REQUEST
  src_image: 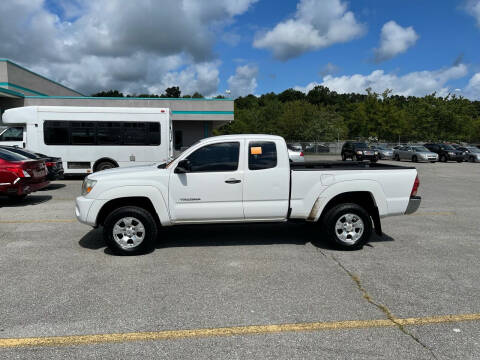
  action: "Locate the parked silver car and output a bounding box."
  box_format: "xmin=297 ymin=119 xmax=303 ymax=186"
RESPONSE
xmin=370 ymin=145 xmax=393 ymax=159
xmin=287 ymin=145 xmax=305 ymax=163
xmin=394 ymin=145 xmax=438 ymax=163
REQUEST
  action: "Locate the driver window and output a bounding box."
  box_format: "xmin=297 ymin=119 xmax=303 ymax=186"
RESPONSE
xmin=187 ymin=142 xmax=239 ymax=172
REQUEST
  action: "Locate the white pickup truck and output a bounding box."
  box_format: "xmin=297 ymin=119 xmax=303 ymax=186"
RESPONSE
xmin=75 ymin=135 xmax=421 ymax=255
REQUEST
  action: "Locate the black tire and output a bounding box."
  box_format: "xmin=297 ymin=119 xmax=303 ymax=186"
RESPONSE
xmin=412 ymin=155 xmax=418 ymax=163
xmin=356 ymin=155 xmax=362 ymax=161
xmin=341 ymin=153 xmax=346 ymax=161
xmin=322 ymin=203 xmax=372 ymax=250
xmin=95 ymin=161 xmax=116 ymax=172
xmin=440 ymin=154 xmax=447 ymax=162
xmin=469 ymin=156 xmax=475 ymax=163
xmin=395 ymin=154 xmax=400 ymax=161
xmin=456 ymin=159 xmax=463 ymax=163
xmin=371 ymin=157 xmax=378 ymax=163
xmin=7 ymin=194 xmax=27 ymax=200
xmin=103 ymin=206 xmax=158 ymax=255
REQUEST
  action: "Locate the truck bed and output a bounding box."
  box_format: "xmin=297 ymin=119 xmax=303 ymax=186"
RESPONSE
xmin=291 ymin=161 xmax=414 ymax=171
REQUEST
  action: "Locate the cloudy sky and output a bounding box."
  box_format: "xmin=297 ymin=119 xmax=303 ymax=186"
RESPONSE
xmin=1 ymin=0 xmax=479 ymax=99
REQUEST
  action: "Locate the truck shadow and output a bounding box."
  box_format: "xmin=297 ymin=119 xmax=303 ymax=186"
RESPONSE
xmin=0 ymin=195 xmax=52 ymax=208
xmin=78 ymin=223 xmax=395 ymax=255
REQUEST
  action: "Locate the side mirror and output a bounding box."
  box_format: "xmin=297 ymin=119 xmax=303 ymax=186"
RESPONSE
xmin=174 ymin=159 xmax=191 ymax=174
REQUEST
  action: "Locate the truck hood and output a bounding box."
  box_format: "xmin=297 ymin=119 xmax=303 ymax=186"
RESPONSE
xmin=88 ymin=163 xmax=163 ymax=180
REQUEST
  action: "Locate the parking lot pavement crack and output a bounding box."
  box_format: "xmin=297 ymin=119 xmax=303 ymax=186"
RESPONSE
xmin=317 ymin=249 xmax=438 ymax=360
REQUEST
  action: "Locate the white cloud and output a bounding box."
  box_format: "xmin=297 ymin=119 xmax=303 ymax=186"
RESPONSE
xmin=253 ymin=0 xmax=365 ymax=60
xmin=227 ymin=65 xmax=258 ymax=98
xmin=464 ymin=73 xmax=480 ymax=99
xmin=374 ymin=21 xmax=418 ymax=62
xmin=465 ymin=0 xmax=480 ymax=27
xmin=295 ymin=64 xmax=469 ymax=97
xmin=319 ymin=62 xmax=340 ymax=76
xmin=0 ymin=0 xmax=257 ymax=95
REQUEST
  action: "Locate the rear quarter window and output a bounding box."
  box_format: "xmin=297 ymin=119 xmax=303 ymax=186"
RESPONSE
xmin=249 ymin=141 xmax=277 ymax=170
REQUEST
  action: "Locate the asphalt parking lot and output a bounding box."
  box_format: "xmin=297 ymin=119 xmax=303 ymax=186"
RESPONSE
xmin=1 ymin=158 xmax=479 ymax=359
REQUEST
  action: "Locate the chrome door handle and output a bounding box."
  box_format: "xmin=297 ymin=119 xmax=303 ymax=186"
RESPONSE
xmin=225 ymin=178 xmax=241 ymax=184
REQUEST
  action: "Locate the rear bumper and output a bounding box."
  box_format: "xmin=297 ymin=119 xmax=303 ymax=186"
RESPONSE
xmin=1 ymin=179 xmax=49 ymax=196
xmin=405 ymin=196 xmax=421 ymax=214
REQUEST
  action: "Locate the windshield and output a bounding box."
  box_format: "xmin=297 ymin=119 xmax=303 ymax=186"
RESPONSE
xmin=353 ymin=143 xmax=368 ymax=149
xmin=0 ymin=127 xmax=23 ymax=141
xmin=0 ymin=148 xmax=29 ymax=161
xmin=413 ymin=146 xmax=429 ymax=152
xmin=439 ymin=144 xmax=455 ymax=150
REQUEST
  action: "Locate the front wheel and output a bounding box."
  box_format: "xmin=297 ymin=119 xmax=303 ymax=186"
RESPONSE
xmin=412 ymin=155 xmax=418 ymax=163
xmin=440 ymin=155 xmax=447 ymax=162
xmin=103 ymin=206 xmax=158 ymax=255
xmin=322 ymin=203 xmax=372 ymax=250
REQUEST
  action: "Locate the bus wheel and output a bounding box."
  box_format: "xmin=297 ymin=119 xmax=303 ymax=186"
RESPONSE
xmin=95 ymin=161 xmax=116 ymax=172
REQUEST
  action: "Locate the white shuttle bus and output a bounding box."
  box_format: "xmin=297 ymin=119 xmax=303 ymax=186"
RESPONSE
xmin=0 ymin=106 xmax=173 ymax=174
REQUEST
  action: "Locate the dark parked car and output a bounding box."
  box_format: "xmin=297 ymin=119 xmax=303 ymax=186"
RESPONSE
xmin=424 ymin=143 xmax=464 ymax=162
xmin=341 ymin=141 xmax=378 ymax=162
xmin=0 ymin=146 xmax=63 ymax=180
xmin=0 ymin=148 xmax=49 ymax=199
xmin=457 ymin=146 xmax=480 ymax=162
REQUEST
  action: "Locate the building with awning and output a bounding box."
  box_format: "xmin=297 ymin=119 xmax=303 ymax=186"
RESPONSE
xmin=0 ymin=59 xmax=233 ymax=151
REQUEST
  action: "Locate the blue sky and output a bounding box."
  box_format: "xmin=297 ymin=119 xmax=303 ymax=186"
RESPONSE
xmin=1 ymin=0 xmax=480 ymax=98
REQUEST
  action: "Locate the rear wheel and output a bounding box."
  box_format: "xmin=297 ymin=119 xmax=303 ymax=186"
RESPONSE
xmin=469 ymin=156 xmax=476 ymax=163
xmin=95 ymin=161 xmax=116 ymax=172
xmin=103 ymin=206 xmax=158 ymax=255
xmin=412 ymin=155 xmax=418 ymax=162
xmin=440 ymin=154 xmax=447 ymax=162
xmin=322 ymin=203 xmax=372 ymax=250
xmin=395 ymin=154 xmax=400 ymax=161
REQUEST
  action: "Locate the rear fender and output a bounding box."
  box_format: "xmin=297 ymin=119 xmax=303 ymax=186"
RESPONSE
xmin=309 ymin=180 xmax=387 ymax=223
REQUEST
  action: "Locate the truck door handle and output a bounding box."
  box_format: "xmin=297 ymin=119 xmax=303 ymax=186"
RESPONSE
xmin=225 ymin=178 xmax=241 ymax=184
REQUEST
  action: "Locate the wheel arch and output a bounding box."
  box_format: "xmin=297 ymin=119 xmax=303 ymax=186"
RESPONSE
xmin=93 ymin=157 xmax=119 ymax=172
xmin=96 ymin=197 xmax=160 ymax=228
xmin=319 ymin=191 xmax=382 ymax=236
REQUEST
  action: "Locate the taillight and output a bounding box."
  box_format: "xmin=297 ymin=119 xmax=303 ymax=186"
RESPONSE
xmin=45 ymin=162 xmax=55 ymax=167
xmin=411 ymin=175 xmax=420 ymax=197
xmin=300 ymin=151 xmax=304 ymax=157
xmin=5 ymin=167 xmax=31 ymax=178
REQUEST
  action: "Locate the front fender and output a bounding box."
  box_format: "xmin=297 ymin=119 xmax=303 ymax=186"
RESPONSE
xmin=96 ymin=185 xmax=171 ymax=226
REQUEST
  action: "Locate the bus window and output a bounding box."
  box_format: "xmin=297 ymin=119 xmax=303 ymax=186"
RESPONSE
xmin=97 ymin=122 xmax=122 ymax=145
xmin=0 ymin=127 xmax=23 ymax=141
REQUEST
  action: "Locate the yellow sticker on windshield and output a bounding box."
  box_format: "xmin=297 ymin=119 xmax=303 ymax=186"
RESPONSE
xmin=251 ymin=146 xmax=262 ymax=155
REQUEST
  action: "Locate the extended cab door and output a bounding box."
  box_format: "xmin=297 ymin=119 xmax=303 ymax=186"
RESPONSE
xmin=243 ymin=139 xmax=290 ymax=220
xmin=169 ymin=140 xmax=244 ymax=222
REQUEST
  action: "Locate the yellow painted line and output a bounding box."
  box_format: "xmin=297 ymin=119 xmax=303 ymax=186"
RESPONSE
xmin=409 ymin=211 xmax=455 ymax=216
xmin=0 ymin=219 xmax=76 ymax=224
xmin=1 ymin=313 xmax=479 ymax=349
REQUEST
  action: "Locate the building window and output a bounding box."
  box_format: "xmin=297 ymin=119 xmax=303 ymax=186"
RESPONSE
xmin=174 ymin=130 xmax=183 ymax=150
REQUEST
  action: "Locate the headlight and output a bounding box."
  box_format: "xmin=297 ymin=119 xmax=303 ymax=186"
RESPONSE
xmin=81 ymin=178 xmax=97 ymax=195
xmin=374 ymin=151 xmax=378 ymax=155
xmin=356 ymin=151 xmax=363 ymax=155
xmin=448 ymin=152 xmax=455 ymax=155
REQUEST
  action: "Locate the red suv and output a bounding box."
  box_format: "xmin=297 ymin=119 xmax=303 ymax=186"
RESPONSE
xmin=0 ymin=148 xmax=49 ymax=199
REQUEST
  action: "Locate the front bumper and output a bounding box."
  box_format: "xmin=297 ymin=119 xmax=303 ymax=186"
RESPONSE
xmin=75 ymin=196 xmax=97 ymax=226
xmin=405 ymin=196 xmax=421 ymax=214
